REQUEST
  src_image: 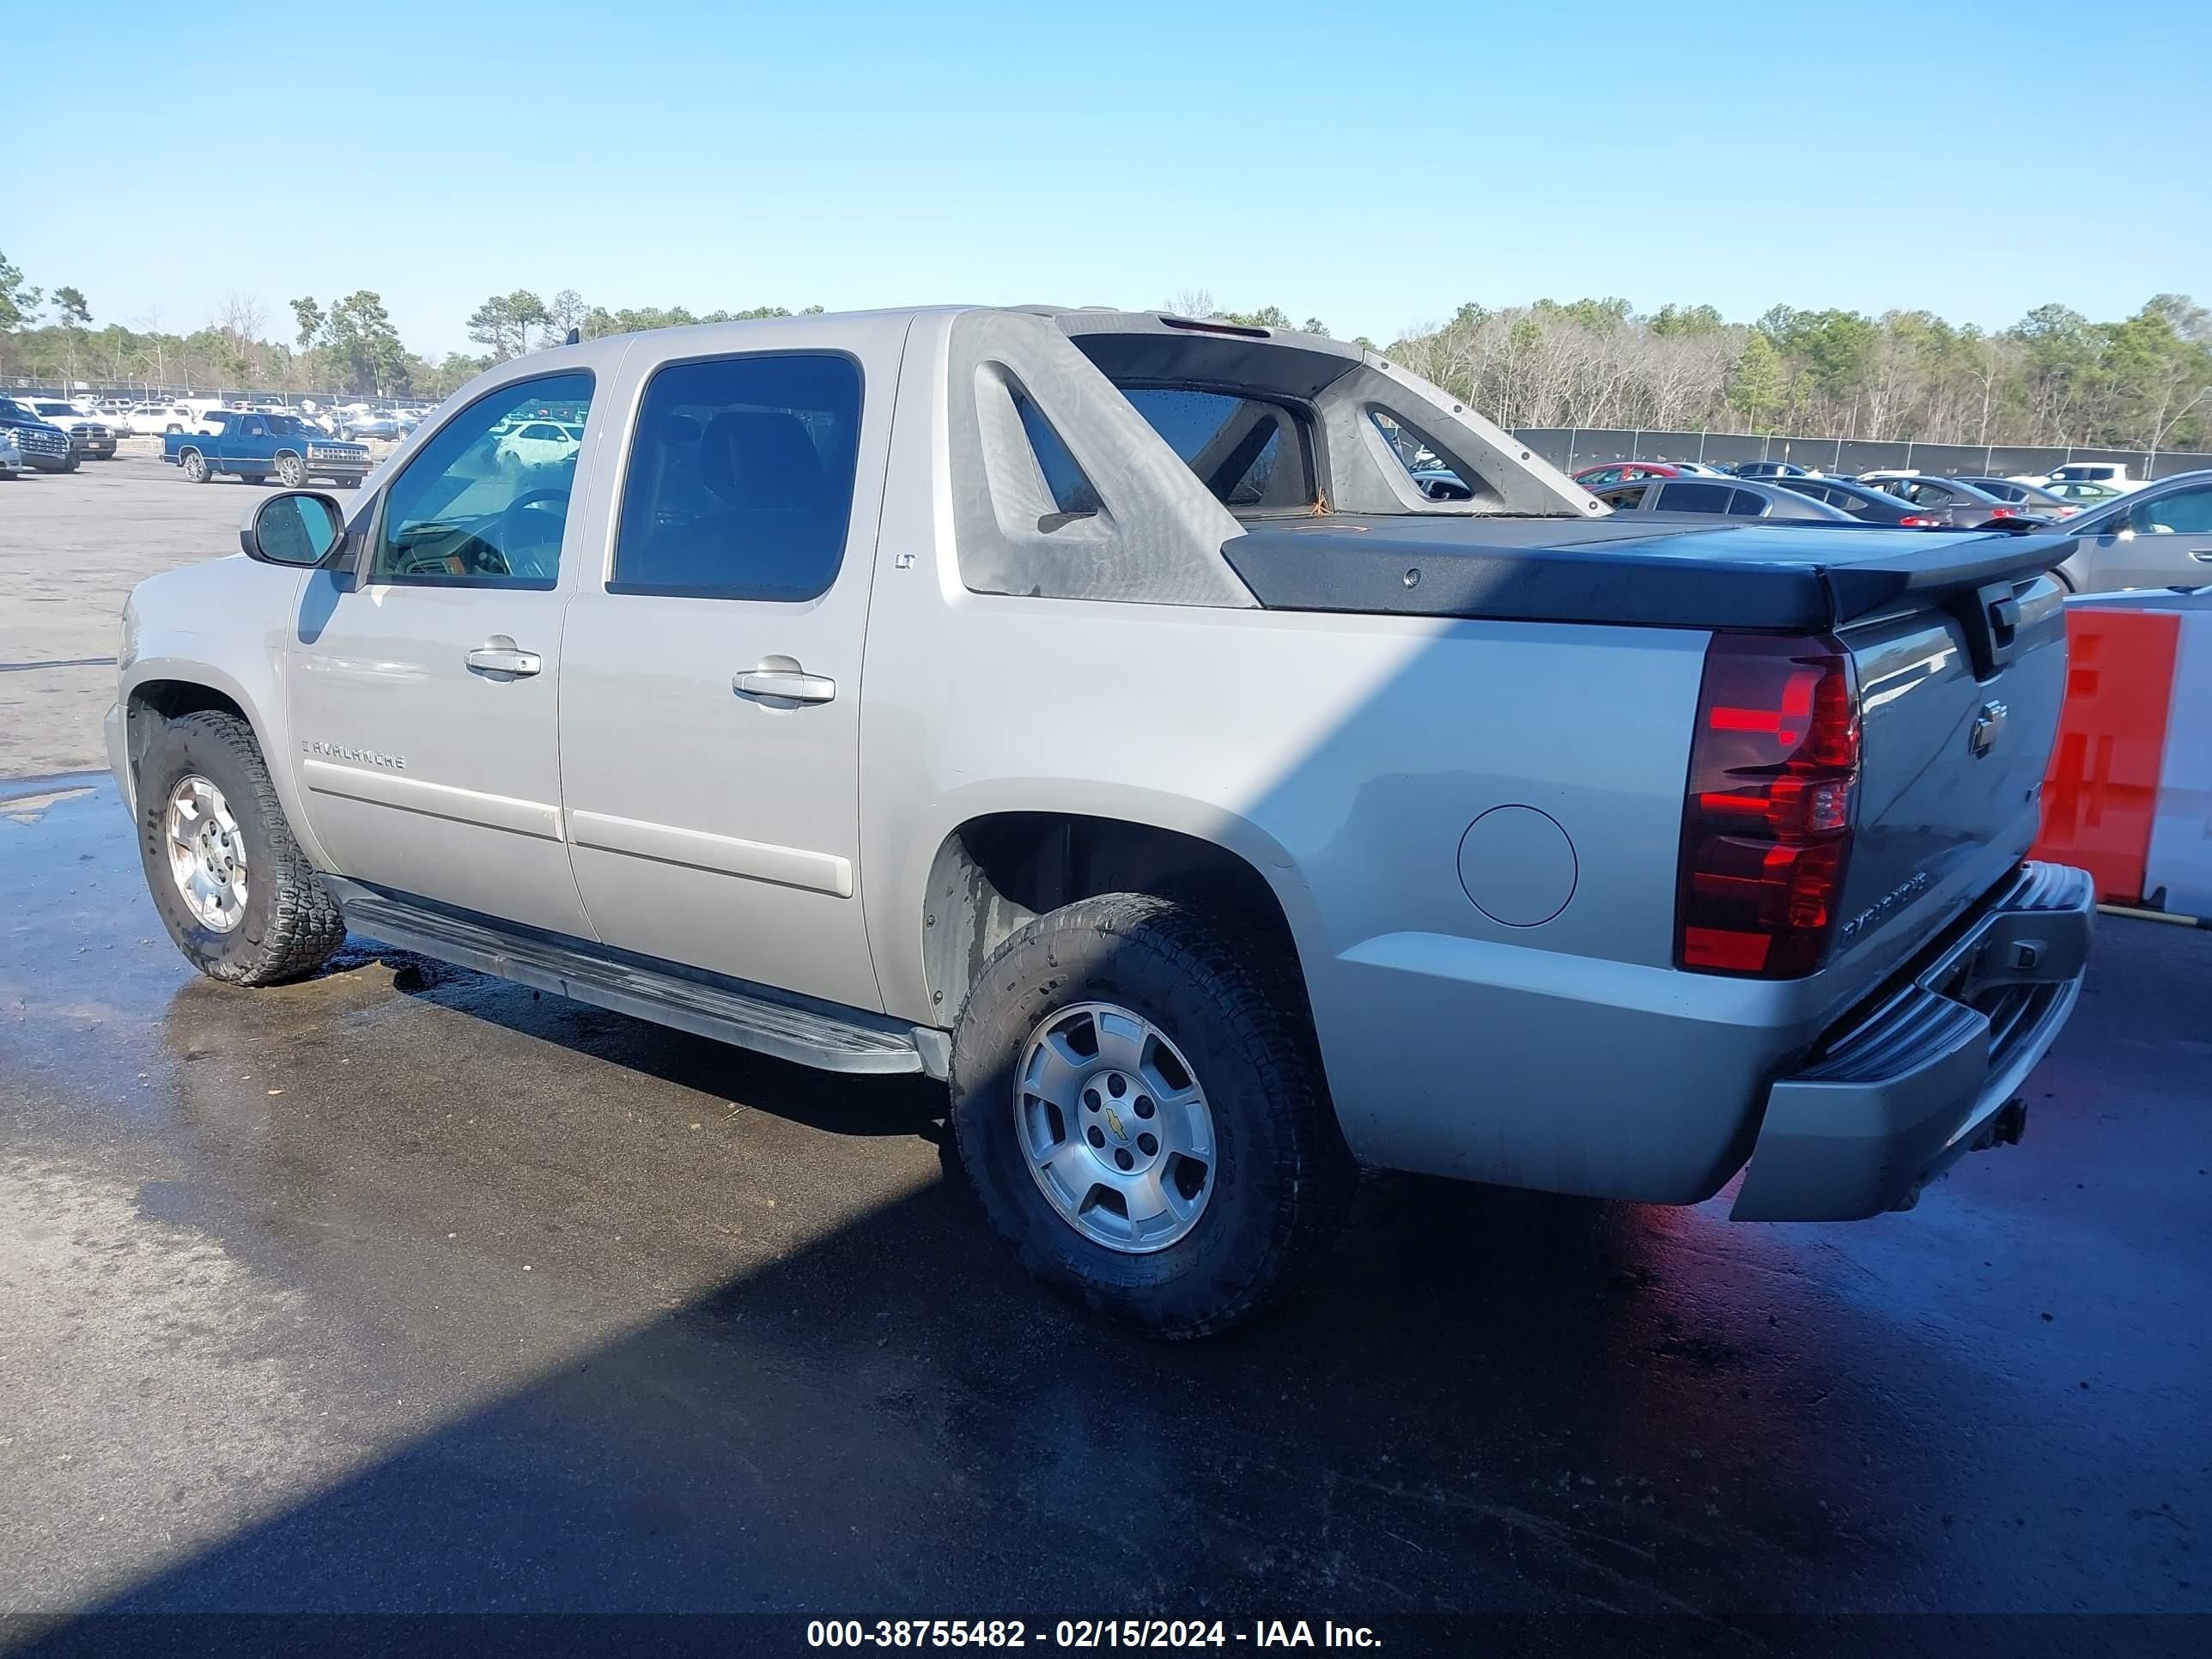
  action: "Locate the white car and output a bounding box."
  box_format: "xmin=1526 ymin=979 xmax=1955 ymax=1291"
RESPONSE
xmin=2010 ymin=462 xmax=2144 ymax=494
xmin=129 ymin=403 xmax=198 ymax=434
xmin=493 ymin=419 xmax=583 ymax=470
xmin=0 ymin=428 xmax=21 ymax=477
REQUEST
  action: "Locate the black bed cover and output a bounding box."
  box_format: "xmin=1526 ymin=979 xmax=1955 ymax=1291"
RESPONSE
xmin=1222 ymin=514 xmax=2076 ymax=632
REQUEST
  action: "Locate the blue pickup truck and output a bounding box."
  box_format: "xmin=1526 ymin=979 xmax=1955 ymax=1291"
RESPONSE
xmin=163 ymin=411 xmax=371 ymax=488
xmin=0 ymin=396 xmax=76 ymax=472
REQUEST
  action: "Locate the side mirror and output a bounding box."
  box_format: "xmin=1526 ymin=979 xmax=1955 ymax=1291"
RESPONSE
xmin=240 ymin=490 xmax=345 ymax=567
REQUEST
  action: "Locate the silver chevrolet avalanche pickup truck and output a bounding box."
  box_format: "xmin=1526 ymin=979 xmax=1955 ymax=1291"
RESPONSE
xmin=111 ymin=307 xmax=2093 ymax=1335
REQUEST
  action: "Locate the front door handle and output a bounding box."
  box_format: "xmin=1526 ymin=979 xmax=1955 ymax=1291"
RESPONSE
xmin=733 ymin=661 xmax=836 ymax=704
xmin=465 ymin=638 xmax=543 ymax=678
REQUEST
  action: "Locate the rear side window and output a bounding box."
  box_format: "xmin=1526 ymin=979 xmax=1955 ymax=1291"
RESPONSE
xmin=1656 ymin=481 xmax=1734 ymax=514
xmin=1725 ymin=489 xmax=1768 ymax=517
xmin=1121 ymin=387 xmax=1315 ymax=512
xmin=611 ymin=353 xmax=862 ymax=601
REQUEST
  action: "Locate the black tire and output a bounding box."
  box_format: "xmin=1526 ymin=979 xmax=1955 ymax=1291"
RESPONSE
xmin=949 ymin=893 xmax=1355 ymax=1338
xmin=179 ymin=448 xmax=210 ymax=483
xmin=60 ymin=453 xmax=79 ymax=473
xmin=274 ymin=452 xmax=307 ymax=489
xmin=136 ymin=710 xmax=346 ymax=987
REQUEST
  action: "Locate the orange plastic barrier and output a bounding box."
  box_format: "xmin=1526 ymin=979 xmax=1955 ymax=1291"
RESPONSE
xmin=2034 ymin=610 xmax=2181 ymax=903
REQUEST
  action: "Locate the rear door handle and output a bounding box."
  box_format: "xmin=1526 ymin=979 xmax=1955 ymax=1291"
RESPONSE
xmin=465 ymin=639 xmax=543 ymax=678
xmin=733 ymin=663 xmax=836 ymax=703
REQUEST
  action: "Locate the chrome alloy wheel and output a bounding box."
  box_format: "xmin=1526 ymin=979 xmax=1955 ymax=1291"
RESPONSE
xmin=164 ymin=775 xmax=249 ymax=933
xmin=1013 ymin=1002 xmax=1217 ymax=1253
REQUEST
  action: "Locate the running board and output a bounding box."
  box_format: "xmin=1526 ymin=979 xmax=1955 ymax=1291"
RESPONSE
xmin=331 ymin=884 xmax=944 ymax=1079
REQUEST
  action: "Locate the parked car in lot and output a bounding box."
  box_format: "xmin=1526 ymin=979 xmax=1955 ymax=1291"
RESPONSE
xmin=0 ymin=428 xmax=21 ymax=477
xmin=338 ymin=411 xmax=404 ymax=441
xmin=492 ymin=419 xmax=583 ymax=471
xmin=162 ymin=410 xmax=371 ymax=487
xmin=108 ymin=307 xmax=2092 ymax=1335
xmin=2041 ymin=478 xmax=2127 ymax=507
xmin=1771 ymin=475 xmax=1950 ymax=526
xmin=1875 ymin=475 xmax=2052 ymax=531
xmin=1589 ymin=474 xmax=1860 ymax=521
xmin=0 ymin=396 xmax=76 ymax=471
xmin=2037 ymin=461 xmax=2142 ymax=494
xmin=1955 ymin=477 xmax=2081 ymax=518
xmin=2045 ymin=469 xmax=2212 ymax=592
xmin=127 ymin=401 xmax=198 ymax=434
xmin=1571 ymin=460 xmax=1723 ymax=489
xmin=20 ymin=398 xmax=118 ymax=459
xmin=1724 ymin=459 xmax=1817 ymax=478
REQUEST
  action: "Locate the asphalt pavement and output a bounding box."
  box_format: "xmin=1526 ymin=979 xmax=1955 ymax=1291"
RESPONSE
xmin=0 ymin=776 xmax=2205 ymax=1650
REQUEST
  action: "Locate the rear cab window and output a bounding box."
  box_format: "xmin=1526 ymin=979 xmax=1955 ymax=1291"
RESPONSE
xmin=1114 ymin=386 xmax=1316 ymax=514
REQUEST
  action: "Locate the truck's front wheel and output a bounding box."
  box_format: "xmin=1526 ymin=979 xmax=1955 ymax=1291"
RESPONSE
xmin=275 ymin=453 xmax=307 ymax=489
xmin=949 ymin=894 xmax=1354 ymax=1338
xmin=135 ymin=710 xmax=346 ymax=986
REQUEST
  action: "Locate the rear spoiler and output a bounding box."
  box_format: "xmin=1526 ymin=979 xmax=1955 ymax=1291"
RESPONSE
xmin=1220 ymin=523 xmax=2078 ymax=635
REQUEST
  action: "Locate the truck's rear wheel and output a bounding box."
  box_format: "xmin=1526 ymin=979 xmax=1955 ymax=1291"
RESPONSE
xmin=949 ymin=893 xmax=1354 ymax=1338
xmin=179 ymin=449 xmax=210 ymax=483
xmin=136 ymin=710 xmax=346 ymax=986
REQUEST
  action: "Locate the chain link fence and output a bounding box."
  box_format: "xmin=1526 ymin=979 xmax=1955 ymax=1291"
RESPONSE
xmin=1513 ymin=428 xmax=2212 ymax=482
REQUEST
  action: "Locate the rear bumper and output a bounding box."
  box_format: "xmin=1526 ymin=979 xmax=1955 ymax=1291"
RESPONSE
xmin=1730 ymin=861 xmax=2094 ymax=1221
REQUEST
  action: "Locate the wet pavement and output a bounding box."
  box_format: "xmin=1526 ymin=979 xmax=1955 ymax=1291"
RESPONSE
xmin=0 ymin=776 xmax=2205 ymax=1642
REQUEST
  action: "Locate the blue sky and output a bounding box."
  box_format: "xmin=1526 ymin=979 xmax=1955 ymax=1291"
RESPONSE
xmin=11 ymin=0 xmax=2209 ymax=355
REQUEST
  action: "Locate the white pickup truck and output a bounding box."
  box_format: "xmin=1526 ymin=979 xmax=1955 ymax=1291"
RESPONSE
xmin=110 ymin=307 xmax=2093 ymax=1335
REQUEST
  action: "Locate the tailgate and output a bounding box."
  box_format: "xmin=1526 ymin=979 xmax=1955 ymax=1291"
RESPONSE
xmin=1822 ymin=568 xmax=2071 ymax=994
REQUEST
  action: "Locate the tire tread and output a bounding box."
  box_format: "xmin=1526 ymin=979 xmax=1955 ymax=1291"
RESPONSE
xmin=951 ymin=892 xmax=1355 ymax=1338
xmin=149 ymin=710 xmax=346 ymax=986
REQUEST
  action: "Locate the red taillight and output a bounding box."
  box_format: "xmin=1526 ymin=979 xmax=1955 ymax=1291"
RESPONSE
xmin=1899 ymin=514 xmax=1937 ymax=526
xmin=1676 ymin=634 xmax=1861 ymax=979
xmin=1988 ymin=505 xmax=2015 ymax=519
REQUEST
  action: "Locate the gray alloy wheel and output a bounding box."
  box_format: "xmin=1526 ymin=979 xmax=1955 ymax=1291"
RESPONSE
xmin=1013 ymin=1000 xmax=1218 ymax=1253
xmin=276 ymin=453 xmax=307 ymax=489
xmin=180 ymin=449 xmax=210 ymax=483
xmin=162 ymin=774 xmax=250 ymax=933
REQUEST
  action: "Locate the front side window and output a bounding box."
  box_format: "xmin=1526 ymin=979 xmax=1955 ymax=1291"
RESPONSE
xmin=2130 ymin=486 xmax=2212 ymax=535
xmin=611 ymin=352 xmax=861 ymax=601
xmin=368 ymin=372 xmax=593 ymax=588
